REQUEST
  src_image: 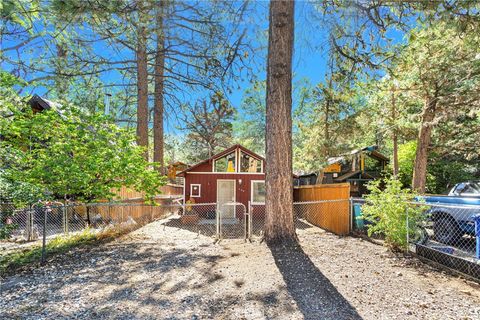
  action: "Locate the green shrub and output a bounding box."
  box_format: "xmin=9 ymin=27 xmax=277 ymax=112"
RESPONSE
xmin=361 ymin=177 xmax=425 ymax=250
xmin=0 ymin=207 xmax=16 ymax=239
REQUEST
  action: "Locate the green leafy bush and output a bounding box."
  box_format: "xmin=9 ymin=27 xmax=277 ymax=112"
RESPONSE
xmin=0 ymin=207 xmax=17 ymax=239
xmin=1 ymin=84 xmax=166 ymax=206
xmin=361 ymin=177 xmax=425 ymax=250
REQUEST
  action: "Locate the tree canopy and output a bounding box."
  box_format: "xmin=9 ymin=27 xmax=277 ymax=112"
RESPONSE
xmin=0 ymin=72 xmax=165 ymax=206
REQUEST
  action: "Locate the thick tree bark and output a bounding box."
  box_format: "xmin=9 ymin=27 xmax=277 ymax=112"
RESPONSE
xmin=315 ymin=96 xmax=330 ymax=185
xmin=412 ymin=96 xmax=436 ymax=193
xmin=323 ymin=96 xmax=330 ymax=160
xmin=136 ymin=2 xmax=149 ymax=159
xmin=264 ymin=0 xmax=296 ymax=244
xmin=153 ymin=1 xmax=165 ymax=173
xmin=391 ymin=87 xmax=399 ymax=177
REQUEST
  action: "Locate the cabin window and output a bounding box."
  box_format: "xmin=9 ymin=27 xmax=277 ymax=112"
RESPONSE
xmin=251 ymin=181 xmax=266 ymax=203
xmin=214 ymin=152 xmax=236 ymax=172
xmin=190 ymin=184 xmax=201 ymax=197
xmin=240 ymin=151 xmax=262 ymax=173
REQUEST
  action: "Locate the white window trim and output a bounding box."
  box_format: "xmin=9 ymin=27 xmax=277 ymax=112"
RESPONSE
xmin=190 ymin=184 xmax=201 ymax=198
xmin=212 ymin=151 xmax=237 ymax=173
xmin=217 ymin=179 xmax=237 ymax=218
xmin=251 ymin=180 xmax=266 ymax=204
xmin=239 ymin=150 xmax=263 ymax=174
xmin=211 ymin=147 xmax=264 ymax=173
xmin=235 ymin=148 xmax=240 ymax=173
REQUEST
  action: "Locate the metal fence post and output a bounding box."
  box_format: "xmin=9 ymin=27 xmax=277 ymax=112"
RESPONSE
xmin=248 ymin=201 xmax=253 ymax=241
xmin=246 ymin=201 xmax=250 ymax=241
xmin=41 ymin=206 xmax=48 ymax=264
xmin=349 ymin=197 xmax=353 ymax=233
xmin=216 ymin=203 xmax=221 ymax=240
xmin=406 ymin=209 xmax=410 ymax=251
xmin=474 ymin=214 xmax=480 ymax=259
xmin=26 ymin=206 xmax=33 ymax=241
xmin=63 ymin=204 xmax=68 ymax=235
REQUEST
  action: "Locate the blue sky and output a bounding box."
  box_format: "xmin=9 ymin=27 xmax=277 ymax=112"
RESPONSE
xmin=2 ymin=1 xmax=408 ymax=136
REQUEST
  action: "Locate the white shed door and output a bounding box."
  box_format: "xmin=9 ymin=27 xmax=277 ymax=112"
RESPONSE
xmin=217 ymin=180 xmax=235 ymax=218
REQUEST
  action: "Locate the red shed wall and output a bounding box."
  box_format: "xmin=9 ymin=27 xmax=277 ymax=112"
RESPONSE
xmin=185 ymin=173 xmax=265 ymax=208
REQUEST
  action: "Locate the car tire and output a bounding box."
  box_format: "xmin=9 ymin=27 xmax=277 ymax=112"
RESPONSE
xmin=433 ymin=215 xmax=462 ymax=245
xmin=411 ymin=225 xmax=429 ymax=245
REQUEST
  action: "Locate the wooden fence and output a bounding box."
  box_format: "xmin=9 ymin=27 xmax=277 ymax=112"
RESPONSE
xmin=93 ymin=202 xmax=176 ymax=224
xmin=111 ymin=184 xmax=183 ymax=202
xmin=85 ymin=184 xmax=183 ymax=223
xmin=294 ymin=183 xmax=351 ymax=235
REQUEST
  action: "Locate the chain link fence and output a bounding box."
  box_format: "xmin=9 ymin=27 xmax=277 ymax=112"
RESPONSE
xmin=1 ymin=199 xmax=351 ymax=250
xmin=411 ymin=202 xmax=479 ymax=280
xmin=2 ymin=198 xmax=479 ymax=280
xmin=352 ymin=198 xmax=480 ymax=280
xmin=1 ymin=203 xmax=174 ymax=243
xmin=0 ymin=202 xmax=179 ymax=264
xmin=247 ymin=199 xmax=351 ymax=241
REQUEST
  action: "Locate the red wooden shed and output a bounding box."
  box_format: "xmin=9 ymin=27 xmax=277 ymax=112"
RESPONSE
xmin=177 ymin=144 xmax=265 ymax=217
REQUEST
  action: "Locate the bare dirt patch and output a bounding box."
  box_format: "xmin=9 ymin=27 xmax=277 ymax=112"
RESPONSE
xmin=1 ymin=219 xmax=479 ymax=320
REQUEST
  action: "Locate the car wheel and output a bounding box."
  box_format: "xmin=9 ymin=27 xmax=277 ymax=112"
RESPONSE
xmin=433 ymin=216 xmax=462 ymax=245
xmin=411 ymin=225 xmax=429 ymax=245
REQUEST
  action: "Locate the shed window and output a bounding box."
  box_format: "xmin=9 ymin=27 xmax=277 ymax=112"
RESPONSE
xmin=190 ymin=184 xmax=201 ymax=197
xmin=240 ymin=151 xmax=262 ymax=173
xmin=251 ymin=181 xmax=266 ymax=203
xmin=214 ymin=152 xmax=236 ymax=172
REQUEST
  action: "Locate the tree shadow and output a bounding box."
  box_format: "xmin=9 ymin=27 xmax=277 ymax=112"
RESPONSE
xmin=295 ymin=218 xmax=315 ymax=230
xmin=269 ymin=242 xmax=362 ymax=320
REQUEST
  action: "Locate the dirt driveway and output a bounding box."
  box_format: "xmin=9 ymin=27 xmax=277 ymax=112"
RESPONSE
xmin=1 ymin=219 xmax=479 ymax=320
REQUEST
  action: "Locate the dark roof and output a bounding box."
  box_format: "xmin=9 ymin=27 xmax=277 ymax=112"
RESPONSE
xmin=334 ymin=170 xmax=375 ymax=182
xmin=169 ymin=161 xmax=189 ymax=167
xmin=296 ymin=173 xmax=317 ymax=178
xmin=177 ymin=144 xmax=265 ymax=176
xmin=28 ymin=94 xmax=59 ymax=111
xmin=369 ymin=150 xmax=389 ymax=162
xmin=327 ymin=145 xmax=389 ymax=165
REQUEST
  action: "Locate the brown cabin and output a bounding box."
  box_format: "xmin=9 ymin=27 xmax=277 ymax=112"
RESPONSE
xmin=177 ymin=144 xmax=265 ymax=218
xmin=296 ymin=145 xmax=389 ymax=197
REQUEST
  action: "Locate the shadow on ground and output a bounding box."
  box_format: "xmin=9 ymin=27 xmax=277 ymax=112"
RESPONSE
xmin=269 ymin=242 xmax=362 ymax=320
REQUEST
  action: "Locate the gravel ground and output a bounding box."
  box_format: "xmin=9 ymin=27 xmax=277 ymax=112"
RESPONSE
xmin=1 ymin=218 xmax=479 ymax=320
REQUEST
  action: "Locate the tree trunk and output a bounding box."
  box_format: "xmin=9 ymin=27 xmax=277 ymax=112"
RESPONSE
xmin=136 ymin=2 xmax=149 ymax=159
xmin=264 ymin=0 xmax=296 ymax=244
xmin=86 ymin=206 xmax=91 ymax=226
xmin=55 ymin=43 xmax=68 ymax=97
xmin=153 ymin=1 xmax=165 ymax=173
xmin=323 ymin=96 xmax=330 ymax=160
xmin=412 ymin=96 xmax=436 ymax=193
xmin=393 ymin=131 xmax=398 ymax=176
xmin=391 ymin=88 xmax=399 ymax=177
